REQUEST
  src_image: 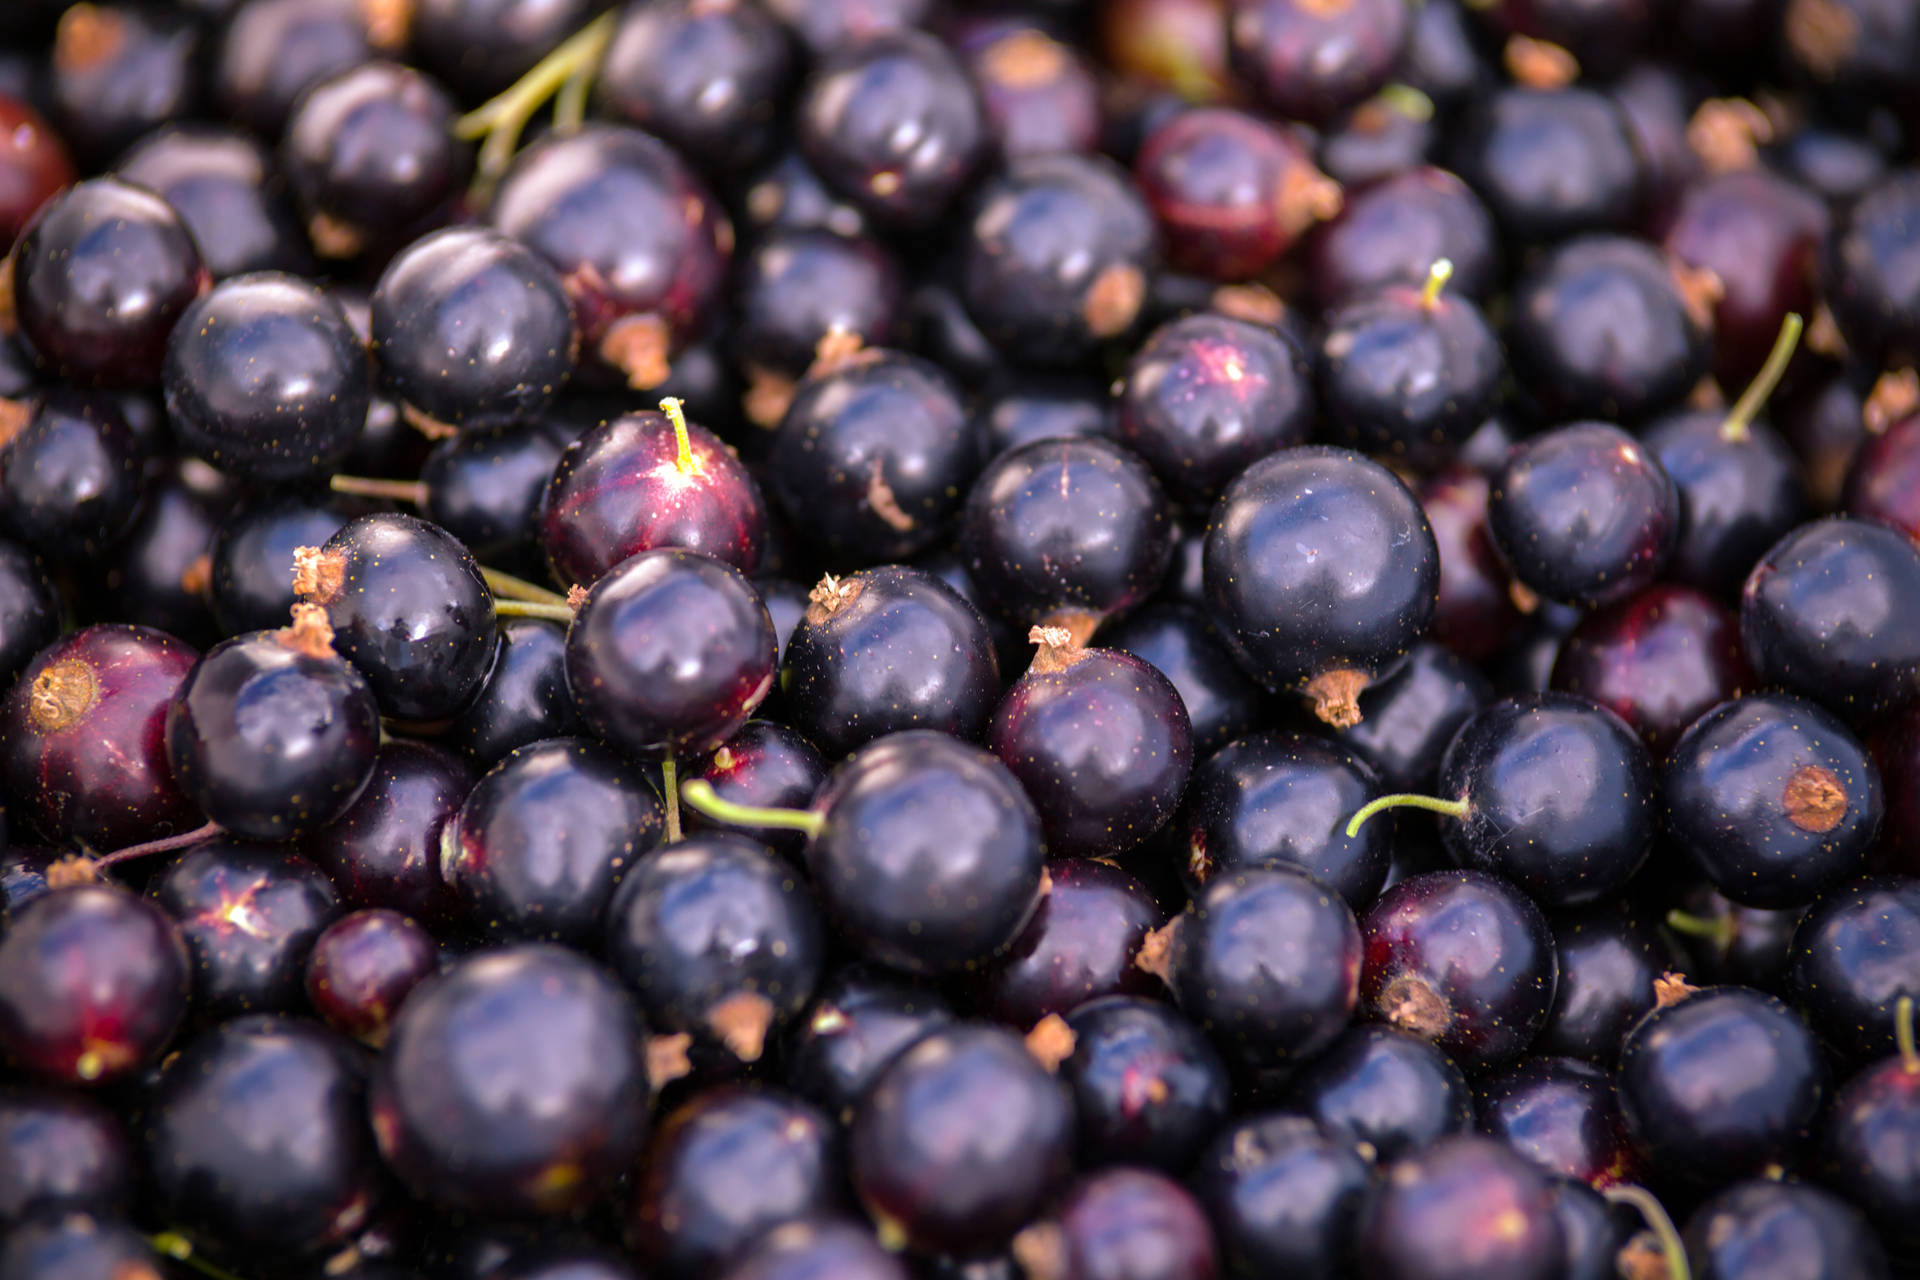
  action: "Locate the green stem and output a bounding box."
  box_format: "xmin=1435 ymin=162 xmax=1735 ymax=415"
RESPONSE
xmin=494 ymin=599 xmax=576 ymax=623
xmin=454 ymin=11 xmax=616 ymax=199
xmin=1345 ymin=793 xmax=1468 ymax=838
xmin=94 ymin=821 xmax=221 ymax=869
xmin=1378 ymin=82 xmax=1435 ymax=122
xmin=1664 ymin=909 xmax=1734 ymax=952
xmin=661 ymin=756 xmax=681 ymax=843
xmin=680 ymin=779 xmax=825 ymax=839
xmin=330 ymin=474 xmax=428 ymax=504
xmin=149 ymin=1233 xmax=250 ymax=1280
xmin=481 ymin=565 xmax=568 ymax=607
xmin=1896 ymin=994 xmax=1917 ymax=1072
xmin=660 ymin=396 xmax=694 ymax=474
xmin=1721 ymin=312 xmax=1803 ymax=442
xmin=1420 ymin=258 xmax=1454 ymax=310
xmin=1604 ymin=1185 xmax=1691 ymax=1280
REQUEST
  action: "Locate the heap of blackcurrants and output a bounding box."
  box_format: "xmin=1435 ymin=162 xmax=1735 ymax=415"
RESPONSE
xmin=4 ymin=0 xmax=1920 ymax=1276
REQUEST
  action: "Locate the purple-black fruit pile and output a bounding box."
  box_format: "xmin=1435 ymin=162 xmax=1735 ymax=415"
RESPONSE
xmin=2 ymin=0 xmax=1920 ymax=1277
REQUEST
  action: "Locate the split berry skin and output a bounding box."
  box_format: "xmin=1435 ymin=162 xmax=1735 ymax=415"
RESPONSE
xmin=566 ymin=548 xmax=778 ymax=761
xmin=1684 ymin=1179 xmax=1891 ymax=1280
xmin=1189 ymin=1111 xmax=1371 ymax=1279
xmin=1359 ymin=870 xmax=1559 ymax=1073
xmin=1663 ymin=693 xmax=1884 ymax=910
xmin=165 ymin=609 xmax=381 ymax=843
xmin=303 ymin=908 xmax=439 ymax=1047
xmin=1487 ymin=422 xmax=1680 ymax=609
xmin=305 ymin=739 xmax=471 ymax=924
xmin=1203 ymin=445 xmax=1439 ymax=728
xmin=162 ymin=273 xmax=371 ymax=484
xmin=0 ymin=884 xmax=190 ymax=1087
xmin=849 ymin=1022 xmax=1075 ymax=1256
xmin=1740 ymin=517 xmax=1920 ymax=724
xmin=0 ymin=623 xmax=201 ymax=852
xmin=0 ymin=1086 xmax=134 ymax=1223
xmin=604 ymin=833 xmax=825 ymax=1066
xmin=0 ymin=391 xmax=148 ymax=561
xmin=369 ymin=226 xmax=578 ymax=432
xmin=979 ymin=857 xmax=1162 ymax=1029
xmin=1617 ymin=983 xmax=1826 ymax=1191
xmin=1784 ymin=877 xmax=1920 ymax=1063
xmin=1148 ymin=864 xmax=1362 ymax=1066
xmin=370 ymin=945 xmax=650 ymax=1217
xmin=1354 ymin=1135 xmax=1565 ymax=1280
xmin=144 ymin=1015 xmax=387 ymax=1258
xmin=682 ymin=720 xmax=829 ymax=861
xmin=297 ymin=512 xmax=499 ymax=724
xmin=1057 ymin=994 xmax=1230 ymax=1172
xmin=442 ymin=737 xmax=665 ymax=947
xmin=1285 ymin=1024 xmax=1475 ymax=1163
xmin=9 ymin=176 xmax=208 ymax=388
xmin=1475 ymin=1055 xmax=1641 ymax=1188
xmin=782 ymin=966 xmax=957 ymax=1120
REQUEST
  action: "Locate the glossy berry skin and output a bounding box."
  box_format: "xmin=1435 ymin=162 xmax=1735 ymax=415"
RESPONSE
xmin=166 ymin=623 xmax=381 ymax=842
xmin=86 ymin=463 xmax=223 ymax=650
xmin=1825 ymin=171 xmax=1920 ymax=366
xmin=1437 ymin=694 xmax=1656 ymax=907
xmin=684 ymin=721 xmax=828 ymax=861
xmin=1 ymin=624 xmax=199 ymax=851
xmin=1643 ymin=409 xmax=1808 ymax=600
xmin=1286 ymin=1024 xmax=1474 ymax=1163
xmin=1354 ymin=1136 xmax=1565 ymax=1280
xmin=147 ymin=1015 xmax=385 ymax=1256
xmin=1058 ymin=995 xmax=1229 ymax=1171
xmin=207 ymin=489 xmax=357 ymax=637
xmin=442 ymin=619 xmax=582 ymax=770
xmin=783 ymin=966 xmax=956 ymax=1119
xmin=417 ymin=417 xmax=572 ymax=567
xmin=1819 ymin=1050 xmax=1920 ymax=1256
xmin=1331 ymin=642 xmax=1492 ymax=795
xmin=0 ymin=885 xmax=190 ymax=1086
xmin=1156 ymin=865 xmax=1361 ymax=1063
xmin=810 ymin=731 xmax=1046 ymax=974
xmin=606 ymin=834 xmax=823 ymax=1064
xmin=1317 ymin=282 xmax=1501 ymax=464
xmin=722 ymin=1218 xmax=908 ymax=1280
xmin=962 ymin=154 xmax=1158 ymax=366
xmin=1784 ymin=876 xmax=1920 ymax=1062
xmin=304 ymin=513 xmax=497 ymax=723
xmin=369 ymin=227 xmax=576 ymax=431
xmin=1665 ymin=693 xmax=1883 ymax=909
xmin=212 ymin=0 xmax=389 ymax=140
xmin=731 ymin=229 xmax=902 ymax=393
xmin=304 ymin=909 xmax=437 ymax=1047
xmin=1741 ymin=518 xmax=1920 ymax=723
xmin=569 ymin=549 xmax=776 ymax=759
xmin=0 ymin=1086 xmax=133 ymax=1224
xmin=152 ymin=838 xmax=340 ymax=1017
xmin=1310 ymin=166 xmax=1499 ymax=308
xmin=10 ymin=176 xmax=207 ymax=387
xmin=1180 ymin=732 xmax=1388 ymax=910
xmin=1416 ymin=464 xmax=1521 ymax=663
xmin=1190 ymin=1111 xmax=1370 ymax=1280
xmin=1360 ymin=870 xmax=1558 ymax=1072
xmin=1105 ymin=604 xmax=1268 ymax=755
xmin=409 ymin=0 xmax=597 ymax=98
xmin=443 ymin=737 xmax=664 ymax=946
xmin=1619 ymin=985 xmax=1825 ymax=1189
xmin=542 ymin=409 xmax=767 ymax=587
xmin=799 ymin=32 xmax=982 ymax=227
xmin=490 ymin=125 xmax=729 ymax=390
xmin=1204 ymin=446 xmax=1438 ymax=720
xmin=849 ymin=1022 xmax=1075 ymax=1255
xmin=1115 ymin=313 xmax=1314 ymax=505
xmin=0 ymin=539 xmax=58 ymax=690
xmin=371 ymin=945 xmax=649 ymax=1216
xmin=1845 ymin=411 xmax=1920 ymax=543
xmin=0 ymin=1205 xmax=163 ymax=1277
xmin=1228 ymin=0 xmax=1406 ymax=124
xmin=0 ymin=391 xmax=147 ymax=560
xmin=630 ymin=1095 xmax=840 ymax=1279
xmin=1550 ymin=584 xmax=1751 ymax=755
xmin=1023 ymin=1168 xmax=1218 ymax=1280
xmin=1133 ymin=108 xmax=1339 ymax=282
xmin=1684 ymin=1179 xmax=1890 ymax=1280
xmin=1489 ymin=422 xmax=1680 ymax=608
xmin=0 ymin=95 xmax=74 ymax=247
xmin=163 ymin=273 xmax=370 ymax=483
xmin=769 ymin=351 xmax=977 ymax=562
xmin=965 ymin=24 xmax=1100 ymax=161
xmin=116 ymin=125 xmax=313 ymax=281
xmin=992 ymin=645 xmax=1191 ymax=859
xmin=980 ymin=859 xmax=1162 ymax=1028
xmin=1452 ymin=88 xmax=1641 ymax=243
xmin=1475 ymin=1056 xmax=1639 ymax=1187
xmin=964 ymin=437 xmax=1173 ymax=632
xmin=305 ymin=740 xmax=469 ymax=923
xmin=1536 ymin=900 xmax=1682 ymax=1064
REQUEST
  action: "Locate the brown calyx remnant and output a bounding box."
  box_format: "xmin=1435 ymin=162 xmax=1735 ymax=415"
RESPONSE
xmin=54 ymin=4 xmax=124 ymax=73
xmin=0 ymin=397 xmax=28 ymax=451
xmin=1040 ymin=608 xmax=1102 ymax=649
xmin=358 ymin=0 xmax=414 ymax=50
xmin=1134 ymin=920 xmax=1178 ymax=984
xmin=1616 ymin=1233 xmax=1674 ymax=1280
xmin=308 ymin=212 xmax=367 ymax=261
xmin=46 ymin=855 xmax=100 ymax=889
xmin=1783 ymin=764 xmax=1848 ymax=832
xmin=1502 ymin=34 xmax=1579 ymax=89
xmin=866 ymin=460 xmax=915 ymax=532
xmin=600 ymin=314 xmax=672 ymax=390
xmin=1305 ymin=668 xmax=1369 ymax=729
xmin=1211 ymin=283 xmax=1288 ymax=327
xmin=400 ymin=401 xmax=458 ymax=440
xmin=1295 ymin=0 xmax=1354 ymax=15
xmin=806 ymin=572 xmax=862 ymax=623
xmin=1027 ymin=624 xmax=1090 ymax=675
xmin=0 ymin=256 xmax=16 ymax=335
xmin=1864 ymin=368 xmax=1920 ymax=435
xmin=1687 ymin=98 xmax=1773 ymax=174
xmin=566 ymin=584 xmax=589 ymax=610
xmin=1653 ymin=971 xmax=1699 ymax=1008
xmin=708 ymin=991 xmax=775 ymax=1063
xmin=1187 ymin=835 xmax=1213 ymax=886
xmin=981 ymin=28 xmax=1069 ymax=88
xmin=1508 ymin=580 xmax=1541 ymax=614
xmin=1037 ymin=866 xmax=1053 ymax=898
xmin=1806 ymin=303 xmax=1846 ymax=357
xmin=743 ymin=364 xmax=797 ymax=429
xmin=1083 ymin=263 xmax=1146 ymax=339
xmin=1378 ymin=972 xmax=1449 ymax=1039
xmin=808 ymin=326 xmax=875 ymax=378
xmin=646 ymin=1032 xmax=694 ymax=1090
xmin=1025 ymin=1013 xmax=1078 ymax=1072
xmin=1670 ymin=262 xmax=1725 ymax=331
xmin=1688 ymin=377 xmax=1727 ymax=411
xmin=1011 ymin=1223 xmax=1067 ymax=1280
xmin=291 ymin=545 xmax=347 ymax=604
xmin=180 ymin=553 xmax=213 ymax=598
xmin=28 ymin=659 xmax=99 ymax=733
xmin=279 ymin=603 xmax=339 ymax=659
xmin=1785 ymin=0 xmax=1858 ymax=78
xmin=1276 ymin=164 xmax=1344 ymax=240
